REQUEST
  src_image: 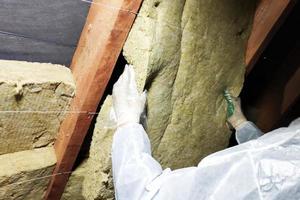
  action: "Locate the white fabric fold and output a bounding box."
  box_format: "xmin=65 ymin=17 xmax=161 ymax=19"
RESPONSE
xmin=112 ymin=118 xmax=300 ymax=200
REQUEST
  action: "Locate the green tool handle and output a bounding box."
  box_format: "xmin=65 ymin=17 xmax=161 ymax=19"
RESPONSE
xmin=224 ymin=89 xmax=234 ymax=118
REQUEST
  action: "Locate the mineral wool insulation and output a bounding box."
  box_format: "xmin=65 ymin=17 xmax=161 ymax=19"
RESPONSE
xmin=0 ymin=147 xmax=56 ymax=200
xmin=0 ymin=60 xmax=75 ymax=155
xmin=64 ymin=0 xmax=256 ymax=199
xmin=0 ymin=60 xmax=75 ymax=199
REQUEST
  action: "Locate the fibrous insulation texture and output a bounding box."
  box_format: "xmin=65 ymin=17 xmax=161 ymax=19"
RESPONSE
xmin=124 ymin=0 xmax=256 ymax=168
xmin=0 ymin=147 xmax=56 ymax=200
xmin=0 ymin=60 xmax=75 ymax=155
xmin=63 ymin=96 xmax=115 ymax=200
xmin=63 ymin=0 xmax=256 ymax=199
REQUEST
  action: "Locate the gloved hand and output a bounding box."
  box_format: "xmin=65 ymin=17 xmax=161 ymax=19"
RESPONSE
xmin=112 ymin=65 xmax=147 ymax=127
xmin=227 ymin=98 xmax=247 ymax=128
xmin=224 ymin=90 xmax=247 ymax=129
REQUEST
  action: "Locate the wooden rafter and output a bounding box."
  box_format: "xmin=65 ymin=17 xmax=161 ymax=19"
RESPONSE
xmin=245 ymin=0 xmax=296 ymax=74
xmin=244 ymin=0 xmax=299 ymax=132
xmin=281 ymin=67 xmax=300 ymax=113
xmin=255 ymin=68 xmax=300 ymax=132
xmin=251 ymin=43 xmax=300 ymax=132
xmin=44 ymin=0 xmax=143 ymax=199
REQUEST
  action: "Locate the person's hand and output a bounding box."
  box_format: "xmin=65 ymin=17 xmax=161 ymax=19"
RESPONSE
xmin=224 ymin=90 xmax=246 ymax=129
xmin=226 ymin=97 xmax=247 ymax=129
xmin=112 ymin=65 xmax=146 ymax=127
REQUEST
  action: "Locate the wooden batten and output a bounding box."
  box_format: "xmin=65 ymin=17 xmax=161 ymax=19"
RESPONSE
xmin=44 ymin=0 xmax=143 ymax=199
xmin=246 ymin=0 xmax=296 ymax=74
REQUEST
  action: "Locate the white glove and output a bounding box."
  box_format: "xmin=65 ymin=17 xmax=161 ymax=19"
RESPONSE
xmin=112 ymin=65 xmax=147 ymax=127
xmin=227 ymin=98 xmax=247 ymax=129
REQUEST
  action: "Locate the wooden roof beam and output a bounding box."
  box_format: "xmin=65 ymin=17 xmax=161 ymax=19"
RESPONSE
xmin=254 ymin=50 xmax=300 ymax=132
xmin=246 ymin=0 xmax=296 ymax=74
xmin=44 ymin=0 xmax=143 ymax=199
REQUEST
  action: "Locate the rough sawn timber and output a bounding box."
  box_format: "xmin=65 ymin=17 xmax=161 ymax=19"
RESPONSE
xmin=44 ymin=0 xmax=143 ymax=199
xmin=246 ymin=0 xmax=296 ymax=74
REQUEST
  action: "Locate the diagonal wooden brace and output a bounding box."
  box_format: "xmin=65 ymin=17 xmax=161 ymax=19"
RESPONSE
xmin=44 ymin=0 xmax=143 ymax=199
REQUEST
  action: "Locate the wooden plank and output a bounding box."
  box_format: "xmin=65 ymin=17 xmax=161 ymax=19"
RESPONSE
xmin=281 ymin=67 xmax=300 ymax=114
xmin=254 ymin=48 xmax=300 ymax=132
xmin=44 ymin=0 xmax=142 ymax=199
xmin=260 ymin=67 xmax=300 ymax=131
xmin=245 ymin=0 xmax=295 ymax=74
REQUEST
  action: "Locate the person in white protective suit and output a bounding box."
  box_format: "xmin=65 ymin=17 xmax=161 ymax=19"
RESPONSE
xmin=111 ymin=65 xmax=300 ymax=200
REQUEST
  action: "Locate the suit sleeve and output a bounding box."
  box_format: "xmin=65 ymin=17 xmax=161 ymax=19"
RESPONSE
xmin=235 ymin=121 xmax=263 ymax=144
xmin=112 ymin=123 xmax=163 ymax=200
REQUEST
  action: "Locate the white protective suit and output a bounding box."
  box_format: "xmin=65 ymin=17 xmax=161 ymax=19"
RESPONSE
xmin=112 ymin=66 xmax=300 ymax=200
